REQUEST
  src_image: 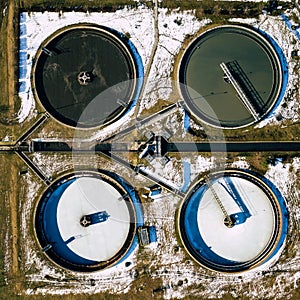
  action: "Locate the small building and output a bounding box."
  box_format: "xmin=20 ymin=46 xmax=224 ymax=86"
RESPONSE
xmin=138 ymin=226 xmax=157 ymax=246
xmin=143 ymin=184 xmax=163 ymax=201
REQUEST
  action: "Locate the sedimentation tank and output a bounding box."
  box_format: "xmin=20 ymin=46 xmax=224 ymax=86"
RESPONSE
xmin=179 ymin=25 xmax=285 ymax=129
xmin=34 ymin=170 xmax=143 ymax=272
xmin=178 ymin=169 xmax=288 ymax=273
xmin=32 ymin=24 xmax=143 ymax=128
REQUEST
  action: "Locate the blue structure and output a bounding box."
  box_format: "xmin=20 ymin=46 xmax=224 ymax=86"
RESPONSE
xmin=19 ymin=81 xmax=26 ymax=93
xmin=183 ymin=110 xmax=191 ymax=132
xmin=80 ymin=211 xmax=110 ymax=227
xmin=123 ymin=36 xmax=144 ymax=114
xmin=149 ymin=188 xmax=161 ymax=197
xmin=219 ymin=177 xmax=251 ymax=225
xmin=20 ymin=24 xmax=27 ymax=37
xmin=148 ymin=226 xmax=158 ymax=243
xmin=179 ymin=170 xmax=288 ymax=273
xmin=257 ymin=26 xmax=289 ymax=120
xmin=281 ymin=14 xmax=300 ymax=41
xmin=20 ymin=12 xmax=26 ymax=24
xmin=181 ymin=161 xmax=191 ymax=193
xmin=19 ymin=13 xmax=28 ymax=95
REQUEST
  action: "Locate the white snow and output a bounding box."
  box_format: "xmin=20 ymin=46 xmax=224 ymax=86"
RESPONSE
xmin=231 ymin=157 xmax=250 ymax=169
xmin=229 ymin=18 xmax=258 ymax=25
xmin=2 ymin=135 xmax=11 ymax=142
xmin=2 ymin=5 xmax=7 ymax=17
xmin=141 ymin=159 xmax=182 ymax=190
xmin=140 ymin=10 xmax=211 ymax=112
xmin=191 ymin=155 xmax=215 ymax=177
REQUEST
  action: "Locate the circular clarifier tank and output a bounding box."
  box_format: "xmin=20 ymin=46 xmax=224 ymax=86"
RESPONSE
xmin=34 ymin=171 xmax=143 ymax=272
xmin=32 ymin=24 xmax=142 ymax=128
xmin=178 ymin=169 xmax=288 ymax=273
xmin=179 ymin=25 xmax=284 ymax=129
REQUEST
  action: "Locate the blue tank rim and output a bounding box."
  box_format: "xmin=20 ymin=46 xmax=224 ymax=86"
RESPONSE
xmin=178 ymin=169 xmax=288 ymax=273
xmin=251 ymin=25 xmax=289 ymax=123
xmin=34 ymin=169 xmax=143 ymax=272
xmin=242 ymin=169 xmax=289 ymax=266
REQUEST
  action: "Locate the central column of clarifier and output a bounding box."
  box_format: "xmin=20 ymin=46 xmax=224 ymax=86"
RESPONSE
xmin=80 ymin=211 xmax=110 ymax=227
xmin=77 ymin=71 xmax=96 ymax=85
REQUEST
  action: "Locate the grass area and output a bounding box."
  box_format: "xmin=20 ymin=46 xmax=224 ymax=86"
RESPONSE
xmin=0 ymin=2 xmax=9 ymax=119
xmin=140 ymin=99 xmax=174 ymax=117
xmin=32 ymin=117 xmax=75 ymax=139
xmin=0 ymin=153 xmax=28 ymax=297
xmin=161 ymin=0 xmax=292 ymax=20
xmin=20 ymin=0 xmax=138 ymax=11
xmin=0 ymin=1 xmax=17 ymax=135
xmin=0 ymin=1 xmax=23 ymax=140
xmin=189 ymin=118 xmax=300 ymax=142
xmin=0 ymin=156 xmax=9 ymax=288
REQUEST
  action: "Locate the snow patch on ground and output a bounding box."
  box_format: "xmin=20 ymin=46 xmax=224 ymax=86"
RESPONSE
xmin=143 ymin=157 xmax=183 ymax=189
xmin=254 ymin=12 xmax=300 ymax=127
xmin=231 ymin=157 xmax=251 ymax=169
xmin=192 ymin=155 xmax=215 ymax=176
xmin=229 ymin=17 xmax=258 ymax=25
xmin=265 ymin=158 xmax=299 ymax=195
xmin=2 ymin=5 xmax=7 ymax=17
xmin=140 ymin=10 xmax=211 ymax=112
xmin=2 ymin=135 xmax=11 ymax=142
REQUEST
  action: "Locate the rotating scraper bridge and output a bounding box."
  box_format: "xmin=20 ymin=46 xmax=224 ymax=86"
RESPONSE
xmin=1 ymin=103 xmax=300 ymax=196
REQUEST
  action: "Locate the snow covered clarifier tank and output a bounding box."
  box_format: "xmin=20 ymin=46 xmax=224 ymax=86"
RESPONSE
xmin=34 ymin=170 xmax=143 ymax=272
xmin=177 ymin=169 xmax=288 ymax=273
